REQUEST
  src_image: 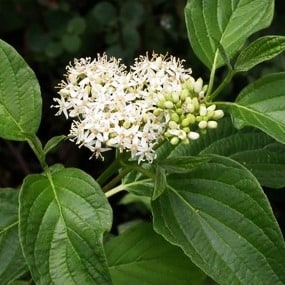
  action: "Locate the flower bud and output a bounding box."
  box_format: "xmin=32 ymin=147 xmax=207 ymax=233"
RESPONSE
xmin=171 ymin=112 xmax=180 ymax=122
xmin=207 ymin=104 xmax=216 ymax=112
xmin=180 ymin=89 xmax=189 ymax=100
xmin=182 ymin=138 xmax=190 ymax=144
xmin=170 ymin=137 xmax=179 ymax=145
xmin=164 ymin=101 xmax=174 ymax=109
xmin=194 ymin=78 xmax=203 ymax=93
xmin=207 ymin=121 xmax=218 ymax=128
xmin=188 ymin=131 xmax=200 ymax=140
xmin=198 ymin=120 xmax=208 ymax=129
xmin=199 ymin=104 xmax=207 ymax=116
xmin=171 ymin=92 xmax=180 ymax=103
xmin=213 ymin=110 xmax=224 ymax=120
xmin=168 ymin=121 xmax=178 ymax=129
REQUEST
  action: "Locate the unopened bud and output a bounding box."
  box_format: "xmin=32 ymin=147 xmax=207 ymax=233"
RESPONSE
xmin=198 ymin=120 xmax=208 ymax=129
xmin=182 ymin=138 xmax=190 ymax=144
xmin=207 ymin=121 xmax=218 ymax=128
xmin=164 ymin=101 xmax=174 ymax=109
xmin=213 ymin=110 xmax=224 ymax=120
xmin=199 ymin=104 xmax=207 ymax=116
xmin=192 ymin=97 xmax=200 ymax=110
xmin=180 ymin=89 xmax=189 ymax=100
xmin=194 ymin=78 xmax=203 ymax=93
xmin=170 ymin=137 xmax=179 ymax=145
xmin=171 ymin=92 xmax=180 ymax=103
xmin=171 ymin=112 xmax=180 ymax=122
xmin=168 ymin=121 xmax=178 ymax=129
xmin=188 ymin=131 xmax=200 ymax=140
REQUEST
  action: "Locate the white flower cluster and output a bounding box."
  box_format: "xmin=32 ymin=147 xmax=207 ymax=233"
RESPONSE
xmin=53 ymin=53 xmax=224 ymax=163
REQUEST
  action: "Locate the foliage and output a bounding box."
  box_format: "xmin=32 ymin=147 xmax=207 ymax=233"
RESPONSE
xmin=0 ymin=0 xmax=285 ymax=285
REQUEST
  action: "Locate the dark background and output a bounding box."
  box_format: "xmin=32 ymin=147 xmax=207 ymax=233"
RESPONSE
xmin=0 ymin=0 xmax=284 ymax=235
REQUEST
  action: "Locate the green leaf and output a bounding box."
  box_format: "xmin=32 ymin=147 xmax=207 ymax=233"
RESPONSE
xmin=0 ymin=189 xmax=28 ymax=284
xmin=222 ymin=72 xmax=285 ymax=144
xmin=43 ymin=135 xmax=66 ymax=155
xmin=152 ymin=166 xmax=167 ymax=200
xmin=235 ymin=36 xmax=285 ymax=72
xmin=158 ymin=156 xmax=210 ymax=173
xmin=19 ymin=168 xmax=113 ymax=285
xmin=152 ymin=155 xmax=285 ymax=285
xmin=185 ymin=0 xmax=274 ymax=69
xmin=106 ymin=222 xmax=206 ymax=285
xmin=170 ymin=118 xmax=285 ymax=189
xmin=0 ymin=39 xmax=42 ymax=141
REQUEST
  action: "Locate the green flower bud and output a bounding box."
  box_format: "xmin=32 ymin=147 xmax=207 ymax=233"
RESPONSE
xmin=198 ymin=120 xmax=207 ymax=129
xmin=181 ymin=118 xmax=191 ymax=127
xmin=213 ymin=110 xmax=224 ymax=120
xmin=194 ymin=77 xmax=203 ymax=93
xmin=153 ymin=108 xmax=162 ymax=116
xmin=176 ymin=108 xmax=182 ymax=115
xmin=180 ymin=89 xmax=189 ymax=100
xmin=183 ymin=127 xmax=190 ymax=133
xmin=207 ymin=110 xmax=215 ymax=119
xmin=182 ymin=138 xmax=190 ymax=144
xmin=164 ymin=101 xmax=174 ymax=109
xmin=168 ymin=120 xmax=178 ymax=129
xmin=186 ymin=113 xmax=196 ymax=124
xmin=158 ymin=99 xmax=165 ymax=108
xmin=207 ymin=104 xmax=216 ymax=112
xmin=170 ymin=137 xmax=179 ymax=145
xmin=171 ymin=112 xmax=180 ymax=122
xmin=171 ymin=92 xmax=180 ymax=103
xmin=192 ymin=97 xmax=200 ymax=110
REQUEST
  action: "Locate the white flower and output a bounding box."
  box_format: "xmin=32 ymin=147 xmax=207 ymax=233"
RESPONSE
xmin=53 ymin=52 xmax=224 ymax=163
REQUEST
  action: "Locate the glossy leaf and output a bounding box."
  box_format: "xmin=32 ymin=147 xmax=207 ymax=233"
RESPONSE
xmin=0 ymin=39 xmax=42 ymax=141
xmin=106 ymin=222 xmax=206 ymax=285
xmin=235 ymin=36 xmax=285 ymax=72
xmin=0 ymin=189 xmax=28 ymax=284
xmin=170 ymin=118 xmax=285 ymax=189
xmin=152 ymin=155 xmax=285 ymax=285
xmin=223 ymin=72 xmax=285 ymax=144
xmin=158 ymin=156 xmax=210 ymax=173
xmin=185 ymin=0 xmax=274 ymax=69
xmin=19 ymin=168 xmax=113 ymax=285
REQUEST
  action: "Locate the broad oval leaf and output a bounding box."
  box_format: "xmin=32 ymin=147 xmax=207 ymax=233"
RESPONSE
xmin=0 ymin=189 xmax=28 ymax=284
xmin=222 ymin=72 xmax=285 ymax=144
xmin=152 ymin=155 xmax=285 ymax=285
xmin=185 ymin=0 xmax=274 ymax=69
xmin=235 ymin=36 xmax=285 ymax=72
xmin=0 ymin=39 xmax=42 ymax=141
xmin=170 ymin=118 xmax=285 ymax=189
xmin=106 ymin=222 xmax=206 ymax=285
xmin=19 ymin=168 xmax=113 ymax=285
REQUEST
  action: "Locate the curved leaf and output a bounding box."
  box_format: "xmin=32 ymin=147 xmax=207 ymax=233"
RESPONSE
xmin=106 ymin=222 xmax=206 ymax=285
xmin=0 ymin=189 xmax=28 ymax=284
xmin=19 ymin=168 xmax=113 ymax=285
xmin=152 ymin=155 xmax=285 ymax=285
xmin=185 ymin=0 xmax=274 ymax=69
xmin=235 ymin=36 xmax=285 ymax=72
xmin=222 ymin=72 xmax=285 ymax=144
xmin=0 ymin=39 xmax=42 ymax=141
